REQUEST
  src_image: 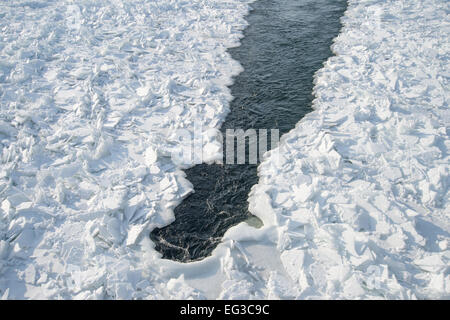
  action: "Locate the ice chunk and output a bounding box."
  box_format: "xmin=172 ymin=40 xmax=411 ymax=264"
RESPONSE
xmin=144 ymin=147 xmax=158 ymax=166
xmin=126 ymin=224 xmax=145 ymax=246
xmin=23 ymin=264 xmax=36 ymax=284
xmin=343 ymin=275 xmax=365 ymax=298
xmin=292 ymin=184 xmax=314 ymax=203
xmin=0 ymin=241 xmax=9 ymax=259
xmin=1 ymin=289 xmax=9 ymax=300
xmin=414 ymin=254 xmax=446 ymax=273
xmin=0 ymin=120 xmax=17 ymax=136
xmin=280 ymin=249 xmax=305 ymax=286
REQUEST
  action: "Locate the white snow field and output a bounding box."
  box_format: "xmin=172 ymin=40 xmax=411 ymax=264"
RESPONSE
xmin=248 ymin=0 xmax=450 ymax=299
xmin=0 ymin=0 xmax=448 ymax=299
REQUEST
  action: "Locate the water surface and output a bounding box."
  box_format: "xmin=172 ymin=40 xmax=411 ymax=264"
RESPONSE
xmin=150 ymin=0 xmax=347 ymax=262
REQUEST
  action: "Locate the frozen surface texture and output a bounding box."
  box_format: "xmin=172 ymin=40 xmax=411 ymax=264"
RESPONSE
xmin=0 ymin=0 xmax=448 ymax=299
xmin=249 ymin=0 xmax=450 ymax=299
xmin=0 ymin=0 xmax=250 ymax=299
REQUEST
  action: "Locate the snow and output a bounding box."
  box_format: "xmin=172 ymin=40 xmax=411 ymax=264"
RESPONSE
xmin=248 ymin=0 xmax=450 ymax=299
xmin=0 ymin=0 xmax=252 ymax=299
xmin=0 ymin=0 xmax=449 ymax=300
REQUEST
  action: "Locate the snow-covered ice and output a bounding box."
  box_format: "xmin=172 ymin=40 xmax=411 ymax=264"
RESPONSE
xmin=0 ymin=0 xmax=250 ymax=299
xmin=0 ymin=0 xmax=448 ymax=299
xmin=248 ymin=0 xmax=450 ymax=299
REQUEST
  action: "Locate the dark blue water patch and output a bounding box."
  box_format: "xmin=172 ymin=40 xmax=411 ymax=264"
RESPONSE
xmin=150 ymin=0 xmax=347 ymax=262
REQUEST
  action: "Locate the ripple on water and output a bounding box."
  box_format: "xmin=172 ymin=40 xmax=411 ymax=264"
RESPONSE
xmin=150 ymin=0 xmax=347 ymax=262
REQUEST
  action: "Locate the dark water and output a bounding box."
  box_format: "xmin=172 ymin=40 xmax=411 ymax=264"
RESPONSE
xmin=150 ymin=0 xmax=347 ymax=262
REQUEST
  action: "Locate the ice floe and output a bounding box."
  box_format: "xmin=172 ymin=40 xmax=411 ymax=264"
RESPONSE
xmin=249 ymin=0 xmax=449 ymax=299
xmin=0 ymin=0 xmax=448 ymax=300
xmin=0 ymin=0 xmax=251 ymax=299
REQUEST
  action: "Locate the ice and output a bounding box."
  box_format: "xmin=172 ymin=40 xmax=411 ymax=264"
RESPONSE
xmin=280 ymin=249 xmax=305 ymax=286
xmin=0 ymin=0 xmax=254 ymax=299
xmin=126 ymin=224 xmax=145 ymax=247
xmin=1 ymin=288 xmax=9 ymax=300
xmin=23 ymin=264 xmax=36 ymax=284
xmin=292 ymin=184 xmax=314 ymax=203
xmin=144 ymin=147 xmax=158 ymax=166
xmin=166 ymin=275 xmax=204 ymax=300
xmin=413 ymin=254 xmax=447 ymax=273
xmin=248 ymin=0 xmax=450 ymax=299
xmin=0 ymin=120 xmax=17 ymax=137
xmin=0 ymin=0 xmax=448 ymax=300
